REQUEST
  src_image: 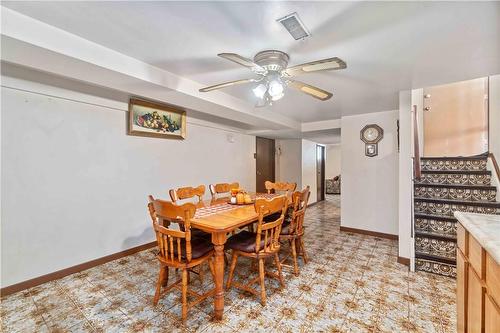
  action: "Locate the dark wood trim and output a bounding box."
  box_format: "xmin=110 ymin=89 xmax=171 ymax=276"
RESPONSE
xmin=339 ymin=226 xmax=398 ymax=240
xmin=397 ymin=256 xmax=411 ymax=266
xmin=1 ymin=241 xmax=157 ymax=297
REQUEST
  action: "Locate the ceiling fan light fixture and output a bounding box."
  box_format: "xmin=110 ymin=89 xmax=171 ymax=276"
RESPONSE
xmin=271 ymin=92 xmax=284 ymax=101
xmin=252 ymin=83 xmax=267 ymax=99
xmin=268 ymin=79 xmax=284 ymax=98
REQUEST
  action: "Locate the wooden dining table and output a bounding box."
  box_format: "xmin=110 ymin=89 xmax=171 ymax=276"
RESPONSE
xmin=190 ymin=193 xmax=287 ymax=320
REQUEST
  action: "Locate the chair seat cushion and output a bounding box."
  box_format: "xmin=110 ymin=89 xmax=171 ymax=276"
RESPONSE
xmin=172 ymin=238 xmax=213 ymax=259
xmin=226 ymin=230 xmax=270 ymax=253
xmin=192 ymin=229 xmax=212 ymax=241
xmin=280 ymin=221 xmax=292 ymax=235
xmin=263 ymin=206 xmax=293 ymax=224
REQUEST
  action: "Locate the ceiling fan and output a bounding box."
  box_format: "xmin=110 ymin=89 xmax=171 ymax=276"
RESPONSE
xmin=199 ymin=50 xmax=346 ymax=106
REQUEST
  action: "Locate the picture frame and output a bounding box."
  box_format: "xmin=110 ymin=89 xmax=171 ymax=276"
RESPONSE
xmin=128 ymin=98 xmax=186 ymax=139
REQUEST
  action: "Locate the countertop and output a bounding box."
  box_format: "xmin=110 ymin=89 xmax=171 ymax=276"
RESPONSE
xmin=454 ymin=211 xmax=500 ymax=264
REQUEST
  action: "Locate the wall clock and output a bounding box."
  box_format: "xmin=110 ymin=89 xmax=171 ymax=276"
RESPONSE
xmin=360 ymin=124 xmax=383 ymax=157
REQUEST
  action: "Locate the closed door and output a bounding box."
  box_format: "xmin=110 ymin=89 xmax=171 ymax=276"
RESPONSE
xmin=256 ymin=137 xmax=275 ymax=193
xmin=316 ymin=145 xmax=325 ymax=201
xmin=423 ymin=77 xmax=488 ymax=157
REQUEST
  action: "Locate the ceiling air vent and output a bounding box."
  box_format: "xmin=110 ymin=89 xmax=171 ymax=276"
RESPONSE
xmin=277 ymin=12 xmax=310 ymax=40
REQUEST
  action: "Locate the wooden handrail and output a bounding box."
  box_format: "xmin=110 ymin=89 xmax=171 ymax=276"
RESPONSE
xmin=489 ymin=152 xmax=500 ymax=181
xmin=412 ymin=105 xmax=421 ymax=180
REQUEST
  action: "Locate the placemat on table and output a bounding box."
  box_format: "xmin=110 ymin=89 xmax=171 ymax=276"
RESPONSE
xmin=195 ymin=203 xmax=239 ymax=218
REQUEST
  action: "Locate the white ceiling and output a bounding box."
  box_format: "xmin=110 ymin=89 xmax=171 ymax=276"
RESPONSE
xmin=3 ymin=1 xmax=499 ymax=125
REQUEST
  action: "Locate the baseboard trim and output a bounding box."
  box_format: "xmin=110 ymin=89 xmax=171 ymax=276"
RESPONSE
xmin=307 ymin=201 xmax=319 ymax=208
xmin=397 ymin=256 xmax=411 ymax=266
xmin=339 ymin=226 xmax=398 ymax=240
xmin=1 ymin=241 xmax=157 ymax=297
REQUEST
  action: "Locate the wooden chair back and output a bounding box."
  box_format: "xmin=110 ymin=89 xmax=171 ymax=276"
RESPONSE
xmin=253 ymin=195 xmax=288 ymax=253
xmin=288 ymin=186 xmax=311 ymax=236
xmin=169 ymin=185 xmax=205 ymax=203
xmin=264 ymin=181 xmax=297 ymax=194
xmin=148 ymin=199 xmax=197 ymax=264
xmin=209 ymin=182 xmax=239 ymax=199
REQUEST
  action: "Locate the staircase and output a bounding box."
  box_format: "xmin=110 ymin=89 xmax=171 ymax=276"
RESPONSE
xmin=413 ymin=155 xmax=500 ymax=277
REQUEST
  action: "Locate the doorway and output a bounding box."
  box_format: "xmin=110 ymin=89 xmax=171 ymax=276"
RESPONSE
xmin=256 ymin=137 xmax=275 ymax=193
xmin=316 ymin=145 xmax=325 ymax=202
xmin=423 ymin=77 xmax=489 ymax=157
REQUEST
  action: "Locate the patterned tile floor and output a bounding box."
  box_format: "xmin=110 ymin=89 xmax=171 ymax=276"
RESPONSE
xmin=1 ymin=195 xmax=456 ymax=332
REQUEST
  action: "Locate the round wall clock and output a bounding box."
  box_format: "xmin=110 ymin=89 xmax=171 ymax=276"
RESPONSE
xmin=360 ymin=124 xmax=383 ymax=157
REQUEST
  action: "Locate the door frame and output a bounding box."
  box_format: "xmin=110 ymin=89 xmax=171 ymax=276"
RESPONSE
xmin=316 ymin=144 xmax=326 ymax=202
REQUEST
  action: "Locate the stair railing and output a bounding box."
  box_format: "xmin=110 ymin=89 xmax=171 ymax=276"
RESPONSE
xmin=412 ymin=105 xmax=421 ymax=180
xmin=488 ymin=152 xmax=500 ymax=182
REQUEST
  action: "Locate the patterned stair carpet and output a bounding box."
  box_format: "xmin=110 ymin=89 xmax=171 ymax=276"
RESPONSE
xmin=1 ymin=196 xmax=456 ymax=332
xmin=414 ymin=156 xmax=500 ymax=277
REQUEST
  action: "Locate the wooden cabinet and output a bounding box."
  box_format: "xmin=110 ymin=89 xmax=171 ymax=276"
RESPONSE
xmin=457 ymin=222 xmax=500 ymax=333
xmin=457 ymin=250 xmax=468 ymax=333
xmin=467 ymin=266 xmax=484 ymax=333
xmin=485 ymin=294 xmax=500 ymax=333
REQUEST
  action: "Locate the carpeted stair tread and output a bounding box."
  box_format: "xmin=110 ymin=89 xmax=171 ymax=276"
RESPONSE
xmin=415 ymin=231 xmax=457 ymax=241
xmin=421 ymin=170 xmax=491 ymax=175
xmin=414 ymin=214 xmax=457 ymax=222
xmin=413 ymin=183 xmax=496 ymax=190
xmin=415 ymin=252 xmax=456 ymax=265
xmin=420 ymin=156 xmax=487 ymax=161
xmin=414 ymin=197 xmax=500 ymax=208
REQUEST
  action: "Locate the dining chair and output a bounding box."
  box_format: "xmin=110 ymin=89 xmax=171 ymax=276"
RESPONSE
xmin=225 ymin=195 xmax=288 ymax=306
xmin=169 ymin=185 xmax=205 ymax=203
xmin=209 ymin=182 xmax=239 ymax=200
xmin=148 ymin=198 xmax=215 ymax=321
xmin=264 ymin=181 xmax=297 ymax=194
xmin=262 ymin=181 xmax=296 ymax=224
xmin=279 ymin=186 xmax=310 ymax=276
xmin=150 ymin=194 xmax=210 ymax=241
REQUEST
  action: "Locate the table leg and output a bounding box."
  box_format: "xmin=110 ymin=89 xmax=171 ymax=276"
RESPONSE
xmin=212 ymin=232 xmax=227 ymax=320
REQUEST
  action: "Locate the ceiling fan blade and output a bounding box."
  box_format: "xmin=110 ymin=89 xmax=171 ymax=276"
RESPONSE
xmin=199 ymin=78 xmax=257 ymax=92
xmin=288 ymin=80 xmax=333 ymax=101
xmin=284 ymin=57 xmax=347 ymax=76
xmin=218 ymin=53 xmax=266 ymax=74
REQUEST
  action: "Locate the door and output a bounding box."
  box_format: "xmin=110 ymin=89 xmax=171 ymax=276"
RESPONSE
xmin=316 ymin=145 xmax=325 ymax=201
xmin=256 ymin=137 xmax=275 ymax=193
xmin=423 ymin=77 xmax=488 ymax=157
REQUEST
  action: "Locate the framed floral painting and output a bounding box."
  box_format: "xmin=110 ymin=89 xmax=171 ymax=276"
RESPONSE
xmin=128 ymin=98 xmax=186 ymax=139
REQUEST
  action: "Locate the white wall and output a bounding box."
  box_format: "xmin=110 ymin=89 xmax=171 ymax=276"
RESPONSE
xmin=490 ymin=75 xmax=500 ymax=164
xmin=1 ymin=77 xmax=256 ymax=287
xmin=341 ymin=110 xmax=399 ymax=235
xmin=302 ymin=140 xmax=319 ymax=204
xmin=275 ymin=139 xmax=320 ymax=204
xmin=398 ymin=91 xmax=414 ymax=261
xmin=326 ymin=144 xmax=341 ymax=179
xmin=275 ymin=139 xmax=302 ymax=188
